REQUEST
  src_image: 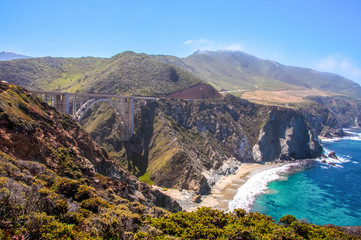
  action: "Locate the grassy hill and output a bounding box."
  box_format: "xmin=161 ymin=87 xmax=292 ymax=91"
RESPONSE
xmin=0 ymin=52 xmax=205 ymax=97
xmin=81 ymin=51 xmax=203 ymax=96
xmin=153 ymin=50 xmax=361 ymax=98
xmin=0 ymin=56 xmax=104 ymax=92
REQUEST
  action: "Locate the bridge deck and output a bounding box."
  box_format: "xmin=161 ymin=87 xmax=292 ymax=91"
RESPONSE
xmin=30 ymin=90 xmax=157 ymax=100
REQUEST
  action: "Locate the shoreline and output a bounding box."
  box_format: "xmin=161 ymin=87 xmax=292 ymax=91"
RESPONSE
xmin=156 ymin=162 xmax=289 ymax=212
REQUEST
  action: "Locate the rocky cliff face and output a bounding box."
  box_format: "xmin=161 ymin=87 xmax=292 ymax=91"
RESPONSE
xmin=297 ymin=96 xmax=361 ymax=138
xmin=307 ymin=96 xmax=361 ymax=129
xmin=0 ymin=82 xmax=181 ymax=211
xmin=252 ymin=108 xmax=322 ymax=162
xmin=82 ymin=94 xmax=322 ymax=195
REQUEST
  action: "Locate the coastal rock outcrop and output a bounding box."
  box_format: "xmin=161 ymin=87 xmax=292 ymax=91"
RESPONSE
xmin=328 ymin=151 xmax=338 ymax=159
xmin=252 ymin=108 xmax=323 ymax=162
xmin=300 ymin=95 xmax=361 ymax=138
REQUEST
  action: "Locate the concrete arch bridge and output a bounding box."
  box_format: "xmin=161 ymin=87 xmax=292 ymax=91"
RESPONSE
xmin=31 ymin=91 xmax=156 ymax=141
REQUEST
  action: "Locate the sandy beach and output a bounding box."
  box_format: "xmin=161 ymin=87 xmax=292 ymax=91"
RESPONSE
xmin=157 ymin=162 xmax=286 ymax=211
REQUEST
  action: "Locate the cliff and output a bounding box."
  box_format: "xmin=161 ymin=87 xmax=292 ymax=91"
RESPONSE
xmin=307 ymin=96 xmax=361 ymax=129
xmin=82 ymin=94 xmax=322 ymax=195
xmin=296 ymin=95 xmax=361 ymax=138
xmin=252 ymin=108 xmax=322 ymax=162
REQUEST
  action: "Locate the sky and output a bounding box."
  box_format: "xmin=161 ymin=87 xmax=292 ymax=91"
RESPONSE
xmin=2 ymin=0 xmax=361 ymax=83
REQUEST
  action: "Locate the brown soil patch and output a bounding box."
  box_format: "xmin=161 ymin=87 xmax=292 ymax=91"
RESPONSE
xmin=241 ymin=89 xmax=334 ymax=105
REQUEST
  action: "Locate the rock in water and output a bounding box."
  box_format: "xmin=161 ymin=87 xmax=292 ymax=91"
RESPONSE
xmin=192 ymin=195 xmax=202 ymax=203
xmin=328 ymin=151 xmax=338 ymax=159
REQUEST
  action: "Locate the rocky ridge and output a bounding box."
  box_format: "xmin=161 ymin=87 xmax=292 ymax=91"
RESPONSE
xmin=297 ymin=95 xmax=361 ymax=138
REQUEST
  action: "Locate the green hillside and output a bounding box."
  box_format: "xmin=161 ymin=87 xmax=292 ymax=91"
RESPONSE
xmin=81 ymin=51 xmax=203 ymax=96
xmin=154 ymin=50 xmax=361 ymax=98
xmin=0 ymin=57 xmax=104 ymax=92
xmin=0 ymin=52 xmax=204 ymax=96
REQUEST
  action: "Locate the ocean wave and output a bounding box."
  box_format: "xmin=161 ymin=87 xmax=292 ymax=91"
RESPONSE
xmin=321 ymin=130 xmax=361 ymax=142
xmin=228 ymin=163 xmax=302 ymax=212
xmin=321 ymin=138 xmax=342 ymax=143
xmin=341 ymin=129 xmax=361 ymax=141
xmin=322 ymin=148 xmax=351 ymax=164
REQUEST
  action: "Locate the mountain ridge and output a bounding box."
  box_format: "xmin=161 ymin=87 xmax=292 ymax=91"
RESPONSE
xmin=153 ymin=50 xmax=361 ymax=98
xmin=0 ymin=51 xmax=217 ymax=98
xmin=1 ymin=49 xmax=360 ymax=98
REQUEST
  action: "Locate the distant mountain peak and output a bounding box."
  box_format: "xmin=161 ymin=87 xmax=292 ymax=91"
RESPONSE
xmin=191 ymin=49 xmax=255 ymax=59
xmin=192 ymin=49 xmax=212 ymax=55
xmin=0 ymin=51 xmax=32 ymax=61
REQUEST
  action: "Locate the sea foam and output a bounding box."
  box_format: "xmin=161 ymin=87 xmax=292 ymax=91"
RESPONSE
xmin=228 ymin=163 xmax=301 ymax=212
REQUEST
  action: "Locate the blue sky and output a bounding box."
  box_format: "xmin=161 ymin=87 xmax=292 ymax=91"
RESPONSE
xmin=2 ymin=0 xmax=361 ymax=83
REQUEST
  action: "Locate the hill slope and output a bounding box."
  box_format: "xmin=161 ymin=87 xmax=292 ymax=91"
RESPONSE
xmin=154 ymin=50 xmax=361 ymax=98
xmin=0 ymin=81 xmax=184 ymax=238
xmin=0 ymin=57 xmax=104 ymax=92
xmin=81 ymin=51 xmax=205 ymax=96
xmin=0 ymin=52 xmax=213 ymax=97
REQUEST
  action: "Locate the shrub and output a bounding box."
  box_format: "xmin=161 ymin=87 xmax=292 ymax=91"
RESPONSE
xmin=24 ymin=212 xmax=93 ymax=240
xmin=90 ymin=206 xmax=141 ymax=239
xmin=279 ymin=214 xmax=298 ymax=227
xmin=38 ymin=188 xmax=68 ymax=215
xmin=74 ymin=184 xmax=95 ymax=202
xmin=55 ymin=178 xmax=80 ymax=198
xmin=80 ymin=197 xmax=110 ymax=213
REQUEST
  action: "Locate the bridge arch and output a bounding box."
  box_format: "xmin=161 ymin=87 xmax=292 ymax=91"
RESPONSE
xmin=75 ymin=99 xmax=124 ymax=122
xmin=75 ymin=98 xmax=130 ymax=140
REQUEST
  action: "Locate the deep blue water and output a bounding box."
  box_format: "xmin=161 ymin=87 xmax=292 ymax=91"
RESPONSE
xmin=250 ymin=129 xmax=361 ymax=226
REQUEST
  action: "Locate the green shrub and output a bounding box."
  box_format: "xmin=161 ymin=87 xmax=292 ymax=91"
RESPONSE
xmin=38 ymin=188 xmax=68 ymax=215
xmin=55 ymin=178 xmax=80 ymax=198
xmin=279 ymin=214 xmax=298 ymax=226
xmin=80 ymin=197 xmax=110 ymax=213
xmin=25 ymin=212 xmax=93 ymax=240
xmin=90 ymin=206 xmax=141 ymax=239
xmin=74 ymin=184 xmax=95 ymax=202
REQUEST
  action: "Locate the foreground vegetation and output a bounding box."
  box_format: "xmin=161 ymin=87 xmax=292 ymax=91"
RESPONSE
xmin=0 ymin=158 xmax=355 ymax=240
xmin=0 ymin=150 xmax=355 ymax=240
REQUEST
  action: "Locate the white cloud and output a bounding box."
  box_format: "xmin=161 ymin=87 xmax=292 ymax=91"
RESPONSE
xmin=184 ymin=39 xmax=243 ymax=53
xmin=184 ymin=38 xmax=214 ymax=46
xmin=315 ymin=55 xmax=361 ymax=82
xmin=224 ymin=44 xmax=243 ymax=51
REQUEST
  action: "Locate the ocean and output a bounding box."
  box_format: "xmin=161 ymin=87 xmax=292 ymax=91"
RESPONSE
xmin=229 ymin=129 xmax=361 ymax=226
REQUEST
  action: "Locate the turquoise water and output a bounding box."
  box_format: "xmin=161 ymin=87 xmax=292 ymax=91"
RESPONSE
xmin=250 ymin=130 xmax=361 ymax=226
